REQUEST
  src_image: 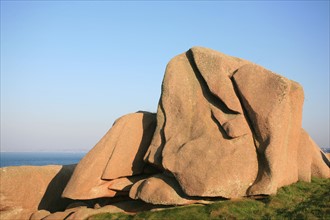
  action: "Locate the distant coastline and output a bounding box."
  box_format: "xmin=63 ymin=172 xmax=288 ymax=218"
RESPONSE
xmin=0 ymin=152 xmax=86 ymax=167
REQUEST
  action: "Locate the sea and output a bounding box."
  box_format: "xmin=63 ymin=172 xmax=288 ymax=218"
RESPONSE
xmin=0 ymin=152 xmax=86 ymax=168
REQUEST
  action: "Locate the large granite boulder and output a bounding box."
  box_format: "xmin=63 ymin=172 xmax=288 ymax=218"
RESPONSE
xmin=0 ymin=165 xmax=75 ymax=220
xmin=144 ymin=47 xmax=259 ymax=198
xmin=62 ymin=112 xmax=157 ymax=200
xmin=141 ymin=47 xmax=329 ymax=199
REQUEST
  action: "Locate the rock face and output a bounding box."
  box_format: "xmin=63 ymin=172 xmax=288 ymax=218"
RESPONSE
xmin=144 ymin=48 xmax=258 ymax=198
xmin=232 ymin=64 xmax=305 ymax=195
xmin=0 ymin=165 xmax=75 ymax=220
xmin=141 ymin=47 xmax=328 ymax=199
xmin=1 ymin=47 xmax=329 ymax=220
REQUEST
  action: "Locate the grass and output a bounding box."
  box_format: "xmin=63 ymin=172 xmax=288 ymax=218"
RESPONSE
xmin=88 ymin=178 xmax=330 ymax=220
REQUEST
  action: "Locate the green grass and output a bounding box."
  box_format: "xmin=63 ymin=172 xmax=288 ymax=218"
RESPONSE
xmin=89 ymin=178 xmax=330 ymax=220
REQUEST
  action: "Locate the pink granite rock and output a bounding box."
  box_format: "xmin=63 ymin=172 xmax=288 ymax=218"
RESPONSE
xmin=0 ymin=165 xmax=75 ymax=220
xmin=62 ymin=112 xmax=156 ymax=200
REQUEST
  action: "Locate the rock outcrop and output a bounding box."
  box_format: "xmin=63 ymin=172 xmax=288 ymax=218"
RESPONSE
xmin=1 ymin=47 xmax=329 ymax=220
xmin=62 ymin=112 xmax=157 ymax=200
xmin=137 ymin=47 xmax=329 ymax=201
xmin=0 ymin=165 xmax=75 ymax=220
xmin=144 ymin=48 xmax=258 ymax=198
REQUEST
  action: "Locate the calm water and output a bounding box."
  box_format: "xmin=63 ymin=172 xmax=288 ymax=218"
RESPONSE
xmin=0 ymin=152 xmax=86 ymax=167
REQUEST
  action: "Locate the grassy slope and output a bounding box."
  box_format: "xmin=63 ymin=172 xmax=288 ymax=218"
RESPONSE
xmin=89 ymin=178 xmax=330 ymax=220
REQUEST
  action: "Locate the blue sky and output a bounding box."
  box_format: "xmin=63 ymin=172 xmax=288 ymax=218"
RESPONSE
xmin=1 ymin=1 xmax=329 ymax=152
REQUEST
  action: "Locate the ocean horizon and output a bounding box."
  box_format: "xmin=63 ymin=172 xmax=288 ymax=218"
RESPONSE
xmin=0 ymin=152 xmax=86 ymax=168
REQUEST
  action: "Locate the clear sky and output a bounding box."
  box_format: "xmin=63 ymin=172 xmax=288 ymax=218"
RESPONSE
xmin=1 ymin=1 xmax=329 ymax=152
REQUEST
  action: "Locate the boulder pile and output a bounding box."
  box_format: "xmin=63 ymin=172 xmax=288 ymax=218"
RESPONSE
xmin=1 ymin=47 xmax=329 ymax=220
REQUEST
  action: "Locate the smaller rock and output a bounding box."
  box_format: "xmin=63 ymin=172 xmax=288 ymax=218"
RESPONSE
xmin=108 ymin=175 xmax=150 ymax=192
xmin=63 ymin=112 xmax=157 ymax=200
xmin=129 ymin=174 xmax=197 ymax=205
xmin=102 ymin=112 xmax=157 ymax=180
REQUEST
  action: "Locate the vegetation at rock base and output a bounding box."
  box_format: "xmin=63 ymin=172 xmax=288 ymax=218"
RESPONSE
xmin=89 ymin=178 xmax=330 ymax=220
